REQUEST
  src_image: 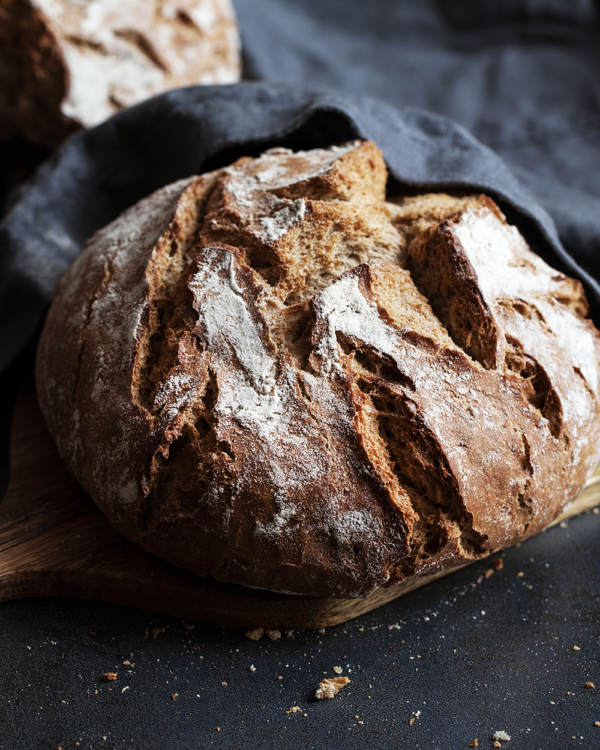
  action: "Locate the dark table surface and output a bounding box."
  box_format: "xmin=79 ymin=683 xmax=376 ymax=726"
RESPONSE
xmin=0 ymin=507 xmax=599 ymax=750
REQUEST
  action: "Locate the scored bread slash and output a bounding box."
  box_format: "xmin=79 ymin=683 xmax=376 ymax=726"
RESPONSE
xmin=37 ymin=138 xmax=600 ymax=601
xmin=315 ymin=677 xmax=351 ymax=699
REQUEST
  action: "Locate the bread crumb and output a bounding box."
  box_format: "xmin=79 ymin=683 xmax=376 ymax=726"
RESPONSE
xmin=593 ymin=508 xmax=599 ymax=514
xmin=152 ymin=627 xmax=166 ymax=636
xmin=121 ymin=686 xmax=129 ymax=693
xmin=573 ymin=646 xmax=581 ymax=651
xmin=285 ymin=706 xmax=302 ymax=714
xmin=122 ymin=660 xmax=131 ymax=666
xmin=286 ymin=631 xmax=294 ymax=637
xmin=318 ymin=628 xmax=326 ymax=634
xmin=266 ymin=630 xmax=281 ymax=641
xmin=469 ymin=740 xmax=478 ymax=747
xmin=216 ymin=727 xmax=220 ymax=732
xmin=315 ymin=677 xmax=350 ymax=699
xmin=484 ymin=569 xmax=494 ymax=579
xmin=492 ymin=731 xmax=511 ymax=741
xmin=493 ymin=743 xmax=501 ymax=749
xmin=249 ymin=665 xmax=256 ymax=672
xmin=333 ymin=666 xmax=343 ymax=674
xmin=517 ymin=572 xmax=524 ymax=577
xmin=491 ymin=559 xmax=503 ymax=570
xmin=409 ymin=718 xmax=416 ymax=725
xmin=594 ymin=721 xmax=600 ymax=726
xmin=171 ymin=693 xmax=178 ymax=700
xmin=358 ymin=720 xmax=364 ymax=725
xmin=586 ymin=682 xmax=595 ymax=688
xmin=103 ymin=672 xmax=117 ymax=682
xmin=221 ymin=682 xmax=227 ymax=687
xmin=245 ymin=628 xmax=264 ymax=641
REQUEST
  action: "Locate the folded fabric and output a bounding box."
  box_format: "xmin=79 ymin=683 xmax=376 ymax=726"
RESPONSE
xmin=234 ymin=0 xmax=600 ymax=287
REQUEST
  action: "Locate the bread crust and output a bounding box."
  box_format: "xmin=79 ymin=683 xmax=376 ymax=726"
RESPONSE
xmin=0 ymin=0 xmax=241 ymax=145
xmin=36 ymin=140 xmax=600 ymax=598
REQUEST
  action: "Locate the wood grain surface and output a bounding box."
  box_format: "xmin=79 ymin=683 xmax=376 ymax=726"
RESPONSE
xmin=2 ymin=381 xmax=599 ymax=631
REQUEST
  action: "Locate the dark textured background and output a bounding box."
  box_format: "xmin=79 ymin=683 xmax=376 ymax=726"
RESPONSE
xmin=0 ymin=512 xmax=599 ymax=750
xmin=2 ymin=1 xmax=600 ymax=748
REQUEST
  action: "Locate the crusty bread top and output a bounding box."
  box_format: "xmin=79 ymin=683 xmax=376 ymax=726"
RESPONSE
xmin=0 ymin=0 xmax=240 ymax=144
xmin=36 ymin=140 xmax=600 ymax=598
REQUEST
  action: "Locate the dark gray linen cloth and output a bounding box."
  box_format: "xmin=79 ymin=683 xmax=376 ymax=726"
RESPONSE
xmin=2 ymin=1 xmax=600 ymax=497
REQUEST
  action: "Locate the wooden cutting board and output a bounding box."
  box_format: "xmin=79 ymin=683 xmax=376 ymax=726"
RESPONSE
xmin=2 ymin=382 xmax=600 ymax=631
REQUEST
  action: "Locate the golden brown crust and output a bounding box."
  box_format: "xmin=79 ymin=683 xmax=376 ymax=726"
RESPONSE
xmin=36 ymin=140 xmax=600 ymax=598
xmin=0 ymin=0 xmax=241 ymax=146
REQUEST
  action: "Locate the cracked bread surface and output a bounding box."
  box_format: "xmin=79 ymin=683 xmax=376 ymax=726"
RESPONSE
xmin=36 ymin=139 xmax=600 ymax=598
xmin=0 ymin=0 xmax=241 ymax=146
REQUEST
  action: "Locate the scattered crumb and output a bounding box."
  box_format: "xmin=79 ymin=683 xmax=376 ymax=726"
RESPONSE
xmin=358 ymin=628 xmax=364 ymax=632
xmin=266 ymin=630 xmax=281 ymax=641
xmin=593 ymin=508 xmax=599 ymax=514
xmin=315 ymin=677 xmax=350 ymax=700
xmin=493 ymin=743 xmax=501 ymax=749
xmin=333 ymin=666 xmax=343 ymax=674
xmin=318 ymin=628 xmax=326 ymax=634
xmin=122 ymin=660 xmax=131 ymax=666
xmin=358 ymin=720 xmax=364 ymax=725
xmin=285 ymin=706 xmax=302 ymax=714
xmin=492 ymin=731 xmax=511 ymax=741
xmin=103 ymin=673 xmax=117 ymax=682
xmin=388 ymin=623 xmax=401 ymax=630
xmin=278 ymin=676 xmax=283 ymax=680
xmin=469 ymin=741 xmax=478 ymax=747
xmin=286 ymin=631 xmax=294 ymax=637
xmin=171 ymin=693 xmax=178 ymax=700
xmin=249 ymin=665 xmax=256 ymax=672
xmin=595 ymin=721 xmax=600 ymax=727
xmin=185 ymin=625 xmax=195 ymax=630
xmin=484 ymin=569 xmax=494 ymax=579
xmin=409 ymin=718 xmax=416 ymax=725
xmin=121 ymin=686 xmax=129 ymax=693
xmin=573 ymin=646 xmax=581 ymax=651
xmin=560 ymin=520 xmax=568 ymax=528
xmin=491 ymin=559 xmax=503 ymax=570
xmin=517 ymin=572 xmax=524 ymax=578
xmin=221 ymin=682 xmax=227 ymax=687
xmin=245 ymin=628 xmax=264 ymax=641
xmin=152 ymin=628 xmax=166 ymax=636
xmin=586 ymin=682 xmax=595 ymax=688
xmin=216 ymin=727 xmax=220 ymax=732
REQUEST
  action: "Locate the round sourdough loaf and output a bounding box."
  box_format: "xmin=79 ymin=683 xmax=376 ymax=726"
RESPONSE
xmin=36 ymin=140 xmax=600 ymax=598
xmin=0 ymin=0 xmax=240 ymax=146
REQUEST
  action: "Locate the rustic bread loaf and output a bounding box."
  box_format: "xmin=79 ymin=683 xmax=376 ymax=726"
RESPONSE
xmin=0 ymin=0 xmax=240 ymax=146
xmin=36 ymin=140 xmax=600 ymax=598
